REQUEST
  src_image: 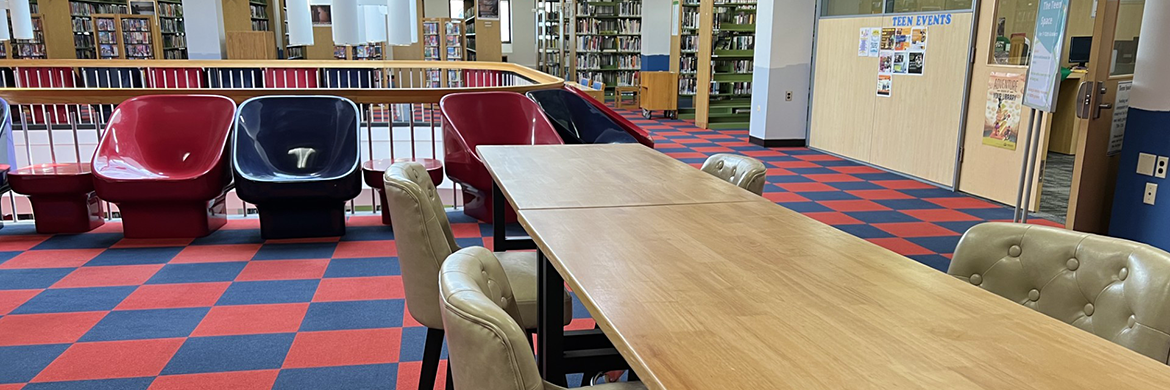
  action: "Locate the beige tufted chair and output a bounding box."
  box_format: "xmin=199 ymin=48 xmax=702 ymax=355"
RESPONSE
xmin=440 ymin=247 xmax=646 ymax=390
xmin=384 ymin=162 xmax=572 ymax=390
xmin=700 ymin=153 xmax=767 ymax=195
xmin=949 ymin=222 xmax=1170 ymax=363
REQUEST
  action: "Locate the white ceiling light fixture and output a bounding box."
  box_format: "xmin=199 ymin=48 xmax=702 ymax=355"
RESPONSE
xmin=386 ymin=0 xmax=412 ymax=46
xmin=363 ymin=5 xmax=388 ymax=43
xmin=7 ymin=0 xmax=34 ymax=40
xmin=286 ymin=0 xmax=313 ymax=46
xmin=332 ymin=0 xmax=362 ymax=45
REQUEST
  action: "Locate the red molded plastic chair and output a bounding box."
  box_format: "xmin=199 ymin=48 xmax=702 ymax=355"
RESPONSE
xmin=441 ymin=92 xmax=564 ymax=223
xmin=264 ymin=68 xmax=320 ymax=88
xmin=146 ymin=68 xmax=205 ymax=88
xmin=92 ymin=95 xmax=237 ymax=238
xmin=565 ymin=85 xmax=654 ymax=148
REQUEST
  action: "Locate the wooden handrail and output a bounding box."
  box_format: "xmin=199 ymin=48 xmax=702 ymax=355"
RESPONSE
xmin=0 ymin=60 xmax=560 ymax=83
xmin=0 ymin=61 xmax=564 ymax=105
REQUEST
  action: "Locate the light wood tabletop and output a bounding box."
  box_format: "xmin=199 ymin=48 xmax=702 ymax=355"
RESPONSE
xmin=477 ymin=144 xmax=763 ymax=210
xmin=519 ymin=200 xmax=1170 ymax=389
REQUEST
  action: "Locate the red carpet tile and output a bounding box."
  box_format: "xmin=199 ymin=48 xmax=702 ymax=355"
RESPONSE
xmin=0 ymin=104 xmax=1058 ymax=389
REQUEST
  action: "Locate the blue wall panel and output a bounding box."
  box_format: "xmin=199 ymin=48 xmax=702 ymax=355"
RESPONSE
xmin=1110 ymin=108 xmax=1170 ymax=250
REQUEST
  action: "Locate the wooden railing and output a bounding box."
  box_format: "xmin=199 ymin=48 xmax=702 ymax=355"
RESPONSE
xmin=0 ymin=60 xmax=564 ymax=221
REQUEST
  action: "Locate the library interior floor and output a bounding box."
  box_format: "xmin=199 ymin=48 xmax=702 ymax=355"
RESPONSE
xmin=0 ymin=106 xmax=1060 ymax=390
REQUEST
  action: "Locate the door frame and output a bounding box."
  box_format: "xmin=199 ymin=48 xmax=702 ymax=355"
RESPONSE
xmin=1066 ymin=0 xmax=1139 ymax=233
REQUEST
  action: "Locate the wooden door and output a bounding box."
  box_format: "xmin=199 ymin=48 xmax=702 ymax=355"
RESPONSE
xmin=1065 ymin=0 xmax=1145 ymax=233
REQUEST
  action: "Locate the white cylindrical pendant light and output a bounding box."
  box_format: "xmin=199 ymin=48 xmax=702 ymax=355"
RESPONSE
xmin=0 ymin=8 xmax=11 ymax=41
xmin=363 ymin=6 xmax=387 ymax=43
xmin=386 ymin=0 xmax=411 ymax=46
xmin=332 ymin=0 xmax=361 ymax=45
xmin=286 ymin=0 xmax=313 ymax=46
xmin=407 ymin=0 xmax=418 ymax=43
xmin=10 ymin=0 xmax=34 ymax=40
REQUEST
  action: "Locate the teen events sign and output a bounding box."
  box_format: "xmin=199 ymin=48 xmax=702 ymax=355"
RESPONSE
xmin=1023 ymin=0 xmax=1071 ymax=112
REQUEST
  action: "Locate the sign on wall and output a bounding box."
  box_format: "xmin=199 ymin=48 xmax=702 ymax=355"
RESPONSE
xmin=1108 ymin=81 xmax=1133 ymax=156
xmin=1022 ymin=0 xmax=1071 ymax=112
xmin=983 ymin=72 xmax=1028 ymax=150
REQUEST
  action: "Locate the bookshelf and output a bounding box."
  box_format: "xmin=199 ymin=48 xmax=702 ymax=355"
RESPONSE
xmin=279 ymin=0 xmax=304 ymax=59
xmin=250 ymin=0 xmax=269 ymax=31
xmin=571 ymin=0 xmax=641 ymax=91
xmin=694 ymin=0 xmax=754 ymax=129
xmin=422 ymin=17 xmax=464 ymax=88
xmin=535 ymin=0 xmax=565 ymax=79
xmin=333 ymin=43 xmax=384 ymax=60
xmin=674 ymin=0 xmax=699 ymax=117
xmin=93 ymin=14 xmax=118 ymax=58
xmin=120 ymin=14 xmax=157 ymax=59
xmin=461 ymin=0 xmax=500 ymax=62
xmin=91 ymin=13 xmax=161 ymax=59
xmin=158 ymin=0 xmax=185 ymax=58
xmin=70 ymin=0 xmax=129 ymax=59
xmin=11 ymin=13 xmax=48 ymax=59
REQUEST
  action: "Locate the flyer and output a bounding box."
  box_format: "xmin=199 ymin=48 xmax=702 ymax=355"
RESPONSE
xmin=877 ymin=74 xmax=892 ymax=97
xmin=892 ymin=52 xmax=908 ymax=74
xmin=878 ymin=51 xmax=894 ymax=73
xmin=894 ymin=27 xmax=910 ymax=51
xmin=867 ymin=28 xmax=881 ymax=57
xmin=858 ymin=28 xmax=870 ymax=56
xmin=982 ymin=72 xmax=1027 ymax=150
xmin=880 ymin=28 xmax=895 ymax=50
xmin=911 ymin=27 xmax=927 ymax=50
xmin=908 ymin=51 xmax=925 ymax=75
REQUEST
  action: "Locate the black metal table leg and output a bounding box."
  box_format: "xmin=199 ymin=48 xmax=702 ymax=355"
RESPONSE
xmin=538 ymin=250 xmax=566 ymax=386
xmin=492 ymin=181 xmax=506 ymax=249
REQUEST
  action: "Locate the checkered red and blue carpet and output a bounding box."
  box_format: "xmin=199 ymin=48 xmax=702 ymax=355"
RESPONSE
xmin=0 ymin=107 xmax=1058 ymax=389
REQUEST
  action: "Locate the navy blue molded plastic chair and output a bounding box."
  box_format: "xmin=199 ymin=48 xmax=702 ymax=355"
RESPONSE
xmin=233 ymin=96 xmax=363 ymax=239
xmin=323 ymin=68 xmax=376 ymax=88
xmin=207 ymin=68 xmax=264 ymax=88
xmin=526 ymin=89 xmax=639 ymax=144
xmin=79 ymin=67 xmax=145 ymax=88
xmin=0 ymin=99 xmax=13 ymax=193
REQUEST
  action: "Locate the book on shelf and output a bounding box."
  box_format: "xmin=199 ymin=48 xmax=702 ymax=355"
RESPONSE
xmin=71 ymin=2 xmax=129 ymax=16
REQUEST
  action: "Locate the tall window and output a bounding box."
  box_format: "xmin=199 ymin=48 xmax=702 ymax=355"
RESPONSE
xmin=450 ymin=0 xmax=513 ymax=43
xmin=500 ymin=0 xmax=512 ymax=43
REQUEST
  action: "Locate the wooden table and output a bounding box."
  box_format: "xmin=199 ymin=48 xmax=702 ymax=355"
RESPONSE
xmin=478 ymin=144 xmax=760 ymax=210
xmin=480 ymin=144 xmax=1170 ymax=389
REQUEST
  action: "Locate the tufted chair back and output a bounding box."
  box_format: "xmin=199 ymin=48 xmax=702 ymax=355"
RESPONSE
xmin=700 ymin=154 xmax=767 ymax=195
xmin=384 ymin=162 xmax=461 ymax=329
xmin=439 ymin=247 xmax=542 ymax=390
xmin=950 ymin=222 xmax=1170 ymax=363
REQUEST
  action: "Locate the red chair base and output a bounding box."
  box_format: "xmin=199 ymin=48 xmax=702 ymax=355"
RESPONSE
xmin=116 ymin=193 xmax=228 ymax=238
xmin=27 ymin=192 xmax=105 ymax=234
xmin=362 ymin=158 xmax=444 ymax=226
xmin=8 ymin=163 xmax=104 ymax=234
xmin=462 ymin=188 xmax=516 ymax=224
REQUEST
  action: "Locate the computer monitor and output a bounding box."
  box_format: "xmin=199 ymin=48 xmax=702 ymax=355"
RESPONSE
xmin=1069 ymin=36 xmax=1092 ymax=67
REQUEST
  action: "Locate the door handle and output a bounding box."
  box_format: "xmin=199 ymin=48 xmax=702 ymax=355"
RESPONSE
xmin=1076 ymin=81 xmax=1095 ymax=119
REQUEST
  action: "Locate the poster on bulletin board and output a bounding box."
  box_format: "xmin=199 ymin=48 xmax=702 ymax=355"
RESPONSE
xmin=858 ymin=28 xmax=880 ymax=57
xmin=877 ymin=74 xmax=892 ymax=97
xmin=983 ymin=72 xmax=1027 ymax=150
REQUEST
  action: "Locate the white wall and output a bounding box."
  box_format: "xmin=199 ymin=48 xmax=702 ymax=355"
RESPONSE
xmin=183 ymin=0 xmax=226 ymax=59
xmin=642 ymin=0 xmax=671 ymax=56
xmin=424 ymin=0 xmax=448 ymax=17
xmin=507 ymin=0 xmax=536 ymax=67
xmin=748 ymin=0 xmax=816 ymax=142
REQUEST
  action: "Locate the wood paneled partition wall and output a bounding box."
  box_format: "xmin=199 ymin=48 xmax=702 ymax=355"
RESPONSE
xmin=809 ymin=12 xmax=973 ymax=187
